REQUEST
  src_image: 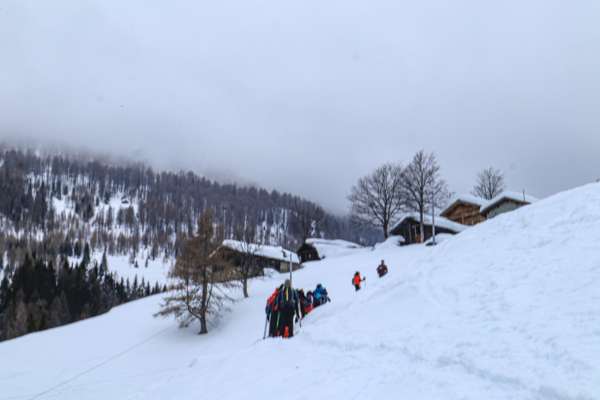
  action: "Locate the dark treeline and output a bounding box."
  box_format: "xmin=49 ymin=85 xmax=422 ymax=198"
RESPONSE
xmin=0 ymin=248 xmax=164 ymax=341
xmin=0 ymin=147 xmax=376 ymax=271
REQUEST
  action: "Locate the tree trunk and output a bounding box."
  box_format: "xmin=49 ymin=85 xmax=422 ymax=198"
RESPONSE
xmin=419 ymin=209 xmax=425 ymax=243
xmin=383 ymin=220 xmax=389 ymax=239
xmin=243 ymin=277 xmax=249 ymax=298
xmin=199 ymin=275 xmax=209 ymax=334
xmin=199 ymin=314 xmax=208 ymax=335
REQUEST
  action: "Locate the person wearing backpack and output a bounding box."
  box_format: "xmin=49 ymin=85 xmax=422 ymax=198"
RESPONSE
xmin=274 ymin=279 xmax=301 ymax=338
xmin=352 ymin=271 xmax=364 ymax=291
xmin=265 ymin=285 xmax=282 ymax=337
xmin=305 ymin=291 xmax=315 ymax=314
xmin=377 ymin=260 xmax=388 ymax=278
xmin=313 ymin=284 xmax=330 ymax=307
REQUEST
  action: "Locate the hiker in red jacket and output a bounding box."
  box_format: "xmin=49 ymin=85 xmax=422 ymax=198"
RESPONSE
xmin=352 ymin=271 xmax=364 ymax=291
xmin=298 ymin=289 xmax=314 ymax=317
xmin=265 ymin=285 xmax=282 ymax=337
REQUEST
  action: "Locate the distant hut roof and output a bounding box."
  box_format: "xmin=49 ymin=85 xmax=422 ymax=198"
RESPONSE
xmin=221 ymin=240 xmax=300 ymax=264
xmin=479 ymin=191 xmax=539 ymax=215
xmin=304 ymin=238 xmax=363 ymax=259
xmin=440 ymin=194 xmax=485 ymax=217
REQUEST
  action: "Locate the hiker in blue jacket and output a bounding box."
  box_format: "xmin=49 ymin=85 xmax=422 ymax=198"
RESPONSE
xmin=313 ymin=284 xmax=330 ymax=307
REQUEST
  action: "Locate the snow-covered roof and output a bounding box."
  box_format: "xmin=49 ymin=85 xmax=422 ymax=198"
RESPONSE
xmin=221 ymin=240 xmax=300 ymax=264
xmin=391 ymin=213 xmax=468 ymax=233
xmin=440 ymin=194 xmax=485 ymax=216
xmin=304 ymin=238 xmax=363 ymax=259
xmin=480 ymin=191 xmax=539 ymax=214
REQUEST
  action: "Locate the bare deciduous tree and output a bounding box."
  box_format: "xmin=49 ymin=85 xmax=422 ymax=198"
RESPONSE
xmin=472 ymin=167 xmax=505 ymax=200
xmin=156 ymin=210 xmax=236 ymax=335
xmin=348 ymin=163 xmax=404 ymax=239
xmin=233 ymin=221 xmax=261 ymax=298
xmin=400 ymin=150 xmax=449 ymax=242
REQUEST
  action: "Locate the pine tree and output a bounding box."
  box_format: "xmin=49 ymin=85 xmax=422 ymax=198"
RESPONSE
xmin=48 ymin=292 xmax=70 ymax=328
xmin=100 ymin=250 xmax=109 ymax=275
xmin=5 ymin=290 xmax=29 ymax=339
xmin=81 ymin=243 xmax=91 ymax=268
xmin=132 ymin=276 xmax=139 ymax=300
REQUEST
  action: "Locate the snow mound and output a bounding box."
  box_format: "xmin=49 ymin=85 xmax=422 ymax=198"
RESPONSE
xmin=423 ymin=232 xmax=454 ymax=245
xmin=372 ymin=235 xmax=405 ymax=250
xmin=1 ymin=183 xmax=599 ymax=400
xmin=304 ymin=238 xmax=363 ymax=259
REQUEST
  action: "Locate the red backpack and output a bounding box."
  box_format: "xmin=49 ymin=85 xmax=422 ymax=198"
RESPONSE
xmin=267 ymin=289 xmax=279 ymax=310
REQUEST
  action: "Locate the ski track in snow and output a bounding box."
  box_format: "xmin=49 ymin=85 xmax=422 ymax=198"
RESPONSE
xmin=1 ymin=184 xmax=600 ymax=399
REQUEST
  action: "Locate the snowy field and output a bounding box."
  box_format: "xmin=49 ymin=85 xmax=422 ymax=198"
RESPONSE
xmin=1 ymin=183 xmax=599 ymax=399
xmin=102 ymin=253 xmax=171 ymax=287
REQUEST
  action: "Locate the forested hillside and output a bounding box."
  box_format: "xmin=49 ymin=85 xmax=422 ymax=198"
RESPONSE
xmin=0 ymin=146 xmax=375 ymax=340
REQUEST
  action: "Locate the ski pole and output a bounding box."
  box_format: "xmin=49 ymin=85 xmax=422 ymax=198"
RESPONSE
xmin=263 ymin=314 xmax=269 ymax=340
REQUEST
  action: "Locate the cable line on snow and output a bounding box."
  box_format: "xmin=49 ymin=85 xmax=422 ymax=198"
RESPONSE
xmin=25 ymin=326 xmax=172 ymax=400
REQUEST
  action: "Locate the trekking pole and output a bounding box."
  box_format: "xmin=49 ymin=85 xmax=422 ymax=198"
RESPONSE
xmin=263 ymin=315 xmax=269 ymax=340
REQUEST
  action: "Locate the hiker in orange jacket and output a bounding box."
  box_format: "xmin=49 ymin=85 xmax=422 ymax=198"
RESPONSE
xmin=352 ymin=271 xmax=364 ymax=291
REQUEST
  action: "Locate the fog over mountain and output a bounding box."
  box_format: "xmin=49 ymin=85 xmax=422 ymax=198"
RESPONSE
xmin=1 ymin=0 xmax=599 ymax=211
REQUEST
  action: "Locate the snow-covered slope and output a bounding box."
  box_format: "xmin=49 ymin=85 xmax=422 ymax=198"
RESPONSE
xmin=1 ymin=183 xmax=599 ymax=400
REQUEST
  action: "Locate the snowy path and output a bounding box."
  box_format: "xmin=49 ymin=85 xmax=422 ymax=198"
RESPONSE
xmin=1 ymin=184 xmax=600 ymax=399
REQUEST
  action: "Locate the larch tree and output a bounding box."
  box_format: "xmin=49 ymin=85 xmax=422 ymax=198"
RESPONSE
xmin=400 ymin=150 xmax=449 ymax=242
xmin=156 ymin=210 xmax=236 ymax=335
xmin=472 ymin=167 xmax=505 ymax=200
xmin=348 ymin=163 xmax=404 ymax=239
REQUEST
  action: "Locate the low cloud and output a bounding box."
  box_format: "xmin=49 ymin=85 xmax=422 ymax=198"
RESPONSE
xmin=1 ymin=0 xmax=599 ymax=212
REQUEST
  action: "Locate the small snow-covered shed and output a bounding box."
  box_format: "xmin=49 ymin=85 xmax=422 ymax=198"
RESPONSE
xmin=479 ymin=191 xmax=538 ymax=219
xmin=297 ymin=238 xmax=363 ymax=263
xmin=389 ymin=213 xmax=468 ymax=245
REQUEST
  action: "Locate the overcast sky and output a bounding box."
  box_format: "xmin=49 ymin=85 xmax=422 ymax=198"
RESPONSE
xmin=1 ymin=0 xmax=599 ymax=213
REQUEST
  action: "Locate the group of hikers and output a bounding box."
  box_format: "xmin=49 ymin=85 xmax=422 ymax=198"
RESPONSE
xmin=265 ymin=280 xmax=330 ymax=338
xmin=352 ymin=260 xmax=388 ymax=291
xmin=265 ymin=260 xmax=389 ymax=338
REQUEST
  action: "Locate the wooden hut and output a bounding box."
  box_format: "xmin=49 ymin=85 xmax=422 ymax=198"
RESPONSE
xmin=479 ymin=191 xmax=538 ymax=219
xmin=440 ymin=195 xmax=486 ymax=226
xmin=217 ymin=240 xmax=301 ymax=274
xmin=297 ymin=242 xmax=320 ymax=263
xmin=390 ymin=213 xmax=468 ymax=245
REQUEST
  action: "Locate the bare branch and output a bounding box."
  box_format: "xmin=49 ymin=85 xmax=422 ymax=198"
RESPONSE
xmin=400 ymin=150 xmax=449 ymax=240
xmin=348 ymin=163 xmax=404 ymax=238
xmin=472 ymin=167 xmax=505 ymax=200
